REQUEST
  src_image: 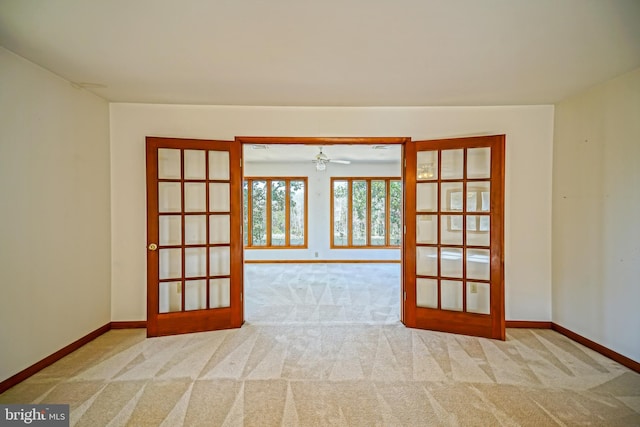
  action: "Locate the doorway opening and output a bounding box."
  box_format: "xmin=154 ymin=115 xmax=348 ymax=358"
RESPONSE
xmin=238 ymin=137 xmax=407 ymax=326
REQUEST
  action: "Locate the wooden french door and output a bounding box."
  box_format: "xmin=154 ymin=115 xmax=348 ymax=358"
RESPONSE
xmin=403 ymin=135 xmax=505 ymax=340
xmin=146 ymin=137 xmax=243 ymax=337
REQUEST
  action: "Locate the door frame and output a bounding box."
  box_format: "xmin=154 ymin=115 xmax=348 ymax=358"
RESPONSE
xmin=237 ymin=136 xmax=410 ymax=322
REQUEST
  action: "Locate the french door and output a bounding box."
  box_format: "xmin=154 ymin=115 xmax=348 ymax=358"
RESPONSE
xmin=146 ymin=137 xmax=243 ymax=337
xmin=403 ymin=135 xmax=505 ymax=340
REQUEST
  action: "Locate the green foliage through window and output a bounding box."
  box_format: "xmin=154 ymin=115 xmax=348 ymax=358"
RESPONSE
xmin=332 ymin=177 xmax=402 ymax=248
xmin=244 ymin=178 xmax=306 ymax=248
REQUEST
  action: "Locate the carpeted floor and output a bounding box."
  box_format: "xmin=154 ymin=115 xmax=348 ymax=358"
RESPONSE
xmin=244 ymin=263 xmax=401 ymax=325
xmin=1 ymin=264 xmax=639 ymax=426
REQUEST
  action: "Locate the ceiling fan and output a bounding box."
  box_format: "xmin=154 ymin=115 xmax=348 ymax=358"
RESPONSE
xmin=312 ymin=147 xmax=351 ymax=171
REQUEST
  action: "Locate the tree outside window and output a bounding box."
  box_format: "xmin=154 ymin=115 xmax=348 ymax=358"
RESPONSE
xmin=331 ymin=177 xmax=402 ymax=248
xmin=244 ymin=177 xmax=307 ymax=248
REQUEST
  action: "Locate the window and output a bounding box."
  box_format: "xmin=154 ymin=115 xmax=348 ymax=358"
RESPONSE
xmin=243 ymin=177 xmax=307 ymax=248
xmin=331 ymin=177 xmax=402 ymax=248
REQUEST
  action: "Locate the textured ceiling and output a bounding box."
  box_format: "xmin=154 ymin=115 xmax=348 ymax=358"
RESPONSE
xmin=1 ymin=0 xmax=639 ymax=107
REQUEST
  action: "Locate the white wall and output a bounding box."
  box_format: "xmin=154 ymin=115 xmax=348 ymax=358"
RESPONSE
xmin=244 ymin=160 xmax=401 ymax=261
xmin=110 ymin=104 xmax=554 ymax=322
xmin=0 ymin=48 xmax=111 ymax=382
xmin=553 ymin=68 xmax=640 ymax=362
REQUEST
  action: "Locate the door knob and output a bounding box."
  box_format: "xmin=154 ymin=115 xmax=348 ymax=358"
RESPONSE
xmin=148 ymin=243 xmax=158 ymax=251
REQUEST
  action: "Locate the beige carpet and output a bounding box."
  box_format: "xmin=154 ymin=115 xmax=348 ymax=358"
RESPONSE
xmin=1 ymin=264 xmax=639 ymax=426
xmin=244 ymin=263 xmax=401 ymax=325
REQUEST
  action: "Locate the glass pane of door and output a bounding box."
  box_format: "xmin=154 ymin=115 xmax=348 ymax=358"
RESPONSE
xmin=467 ymin=147 xmax=491 ymax=179
xmin=209 ymin=151 xmax=230 ymax=180
xmin=159 ymin=282 xmax=182 ymax=313
xmin=209 ymin=278 xmax=231 ymax=308
xmin=184 ymin=150 xmax=206 ymax=180
xmin=209 ymin=215 xmax=230 ymax=244
xmin=185 ymin=183 xmax=206 ymax=212
xmin=417 ymin=278 xmax=438 ymax=308
xmin=185 ymin=215 xmax=206 ymax=245
xmin=158 ymin=183 xmax=181 ymax=213
xmin=159 ymin=215 xmax=181 ymax=246
xmin=158 ymin=149 xmax=181 ymax=179
xmin=441 ymin=280 xmax=463 ymax=311
xmin=441 ymin=149 xmax=463 ymax=179
xmin=417 ymin=151 xmax=438 ymax=180
xmin=185 ymin=280 xmax=207 ymax=310
xmin=416 ymin=215 xmax=437 ymax=244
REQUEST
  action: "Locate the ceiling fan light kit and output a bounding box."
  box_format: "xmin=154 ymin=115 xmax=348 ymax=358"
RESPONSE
xmin=312 ymin=147 xmax=351 ymax=172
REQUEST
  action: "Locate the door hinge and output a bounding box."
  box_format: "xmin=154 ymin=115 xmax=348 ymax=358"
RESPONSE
xmin=240 ymin=158 xmax=242 ymax=168
xmin=240 ymin=292 xmax=243 ymax=302
xmin=404 ymin=291 xmax=406 ymax=301
xmin=404 ymin=225 xmax=406 ymax=234
xmin=404 ymin=159 xmax=406 ymax=168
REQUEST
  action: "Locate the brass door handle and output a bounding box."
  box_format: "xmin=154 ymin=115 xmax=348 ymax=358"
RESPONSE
xmin=148 ymin=243 xmax=158 ymax=251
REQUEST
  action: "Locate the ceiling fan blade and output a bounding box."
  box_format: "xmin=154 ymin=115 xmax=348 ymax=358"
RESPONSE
xmin=329 ymin=159 xmax=351 ymax=164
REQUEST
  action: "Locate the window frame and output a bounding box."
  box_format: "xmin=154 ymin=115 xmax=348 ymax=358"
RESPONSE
xmin=244 ymin=177 xmax=308 ymax=249
xmin=330 ymin=177 xmax=402 ymax=249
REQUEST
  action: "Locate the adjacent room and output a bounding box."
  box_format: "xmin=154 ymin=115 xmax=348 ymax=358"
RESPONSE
xmin=242 ymin=144 xmax=402 ymax=325
xmin=1 ymin=0 xmax=639 ymax=425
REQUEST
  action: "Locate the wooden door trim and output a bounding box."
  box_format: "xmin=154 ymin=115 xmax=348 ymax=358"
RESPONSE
xmin=236 ymin=136 xmax=410 ymax=145
xmin=491 ymin=135 xmax=506 ymax=339
xmin=229 ymin=139 xmax=244 ymax=327
xmin=403 ymin=141 xmax=417 ymax=326
xmin=145 ymin=138 xmax=160 ymax=336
